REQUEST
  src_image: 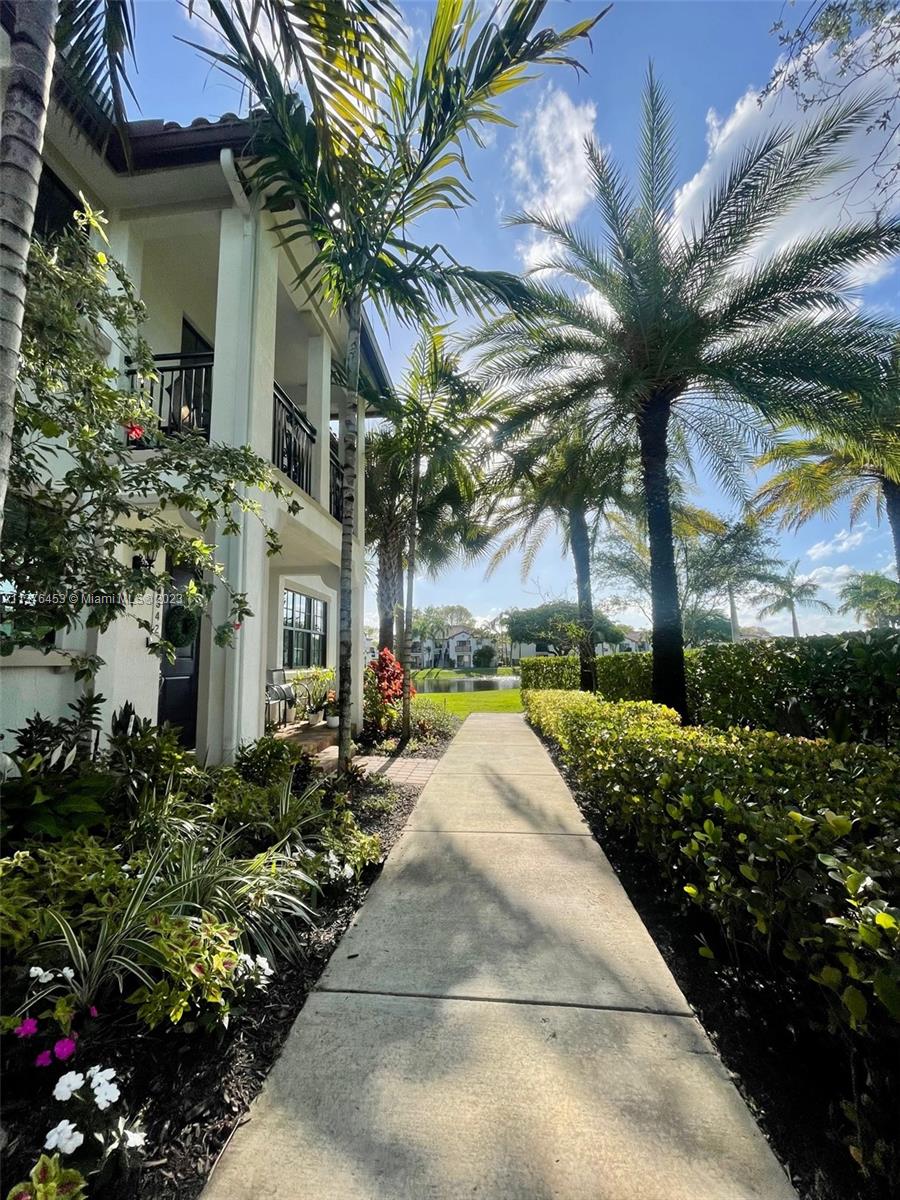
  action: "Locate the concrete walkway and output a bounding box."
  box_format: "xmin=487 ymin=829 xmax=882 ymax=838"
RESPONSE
xmin=204 ymin=714 xmax=796 ymax=1200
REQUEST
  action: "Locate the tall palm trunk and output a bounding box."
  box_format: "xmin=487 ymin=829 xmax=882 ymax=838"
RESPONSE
xmin=727 ymin=583 xmax=741 ymax=642
xmin=337 ymin=298 xmax=362 ymax=769
xmin=568 ymin=503 xmax=596 ymax=692
xmin=400 ymin=444 xmax=422 ymax=741
xmin=637 ymin=394 xmax=688 ymax=718
xmin=881 ymin=476 xmax=900 ymax=575
xmin=377 ymin=527 xmax=403 ymax=651
xmin=790 ymin=602 xmax=800 ymax=639
xmin=0 ymin=0 xmax=57 ymax=542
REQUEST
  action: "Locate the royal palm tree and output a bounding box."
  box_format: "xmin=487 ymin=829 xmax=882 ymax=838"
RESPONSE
xmin=755 ymin=430 xmax=900 ymax=573
xmin=473 ymin=67 xmax=900 ymax=718
xmin=214 ymin=0 xmax=604 ymax=763
xmin=379 ymin=330 xmax=497 ymax=739
xmin=489 ymin=415 xmax=631 ymax=689
xmin=0 ymin=0 xmax=402 ymax=542
xmin=754 ymin=561 xmax=832 ymax=637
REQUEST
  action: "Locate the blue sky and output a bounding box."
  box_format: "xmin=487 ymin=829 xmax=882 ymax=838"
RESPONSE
xmin=126 ymin=1 xmax=899 ymax=635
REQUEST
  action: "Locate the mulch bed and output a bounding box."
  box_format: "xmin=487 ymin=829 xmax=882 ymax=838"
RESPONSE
xmin=539 ymin=735 xmax=893 ymax=1200
xmin=135 ymin=781 xmax=419 ymax=1200
xmin=0 ymin=780 xmax=420 ymax=1200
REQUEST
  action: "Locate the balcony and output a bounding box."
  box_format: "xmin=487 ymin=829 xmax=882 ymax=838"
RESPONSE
xmin=273 ymin=381 xmax=316 ymax=495
xmin=127 ymin=352 xmax=213 ymax=439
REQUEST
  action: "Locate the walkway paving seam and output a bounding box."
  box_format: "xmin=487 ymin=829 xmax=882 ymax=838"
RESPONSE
xmin=315 ymin=984 xmax=703 ymax=1020
xmin=203 ymin=712 xmax=798 ymax=1200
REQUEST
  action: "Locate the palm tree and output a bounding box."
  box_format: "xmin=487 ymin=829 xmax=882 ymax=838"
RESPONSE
xmin=367 ymin=427 xmax=494 ymax=654
xmin=754 ymin=561 xmax=832 ymax=637
xmin=489 ymin=415 xmax=631 ymax=689
xmin=379 ymin=330 xmax=497 ymax=739
xmin=755 ymin=430 xmax=900 ymax=574
xmin=838 ymin=571 xmax=900 ymax=628
xmin=473 ymin=67 xmax=900 ymax=718
xmin=215 ymin=0 xmax=605 ymax=764
xmin=0 ymin=0 xmax=403 ymax=542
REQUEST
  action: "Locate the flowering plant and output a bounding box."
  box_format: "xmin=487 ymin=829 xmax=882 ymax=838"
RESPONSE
xmin=6 ymin=1153 xmax=87 ymax=1200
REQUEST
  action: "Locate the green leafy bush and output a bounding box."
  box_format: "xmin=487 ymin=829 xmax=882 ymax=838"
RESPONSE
xmin=521 ymin=629 xmax=900 ymax=744
xmin=234 ymin=735 xmax=297 ymax=786
xmin=0 ymin=834 xmax=132 ymax=953
xmin=524 ymin=690 xmax=900 ymax=1035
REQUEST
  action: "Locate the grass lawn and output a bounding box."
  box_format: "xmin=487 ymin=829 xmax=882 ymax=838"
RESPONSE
xmin=426 ymin=688 xmax=523 ymax=717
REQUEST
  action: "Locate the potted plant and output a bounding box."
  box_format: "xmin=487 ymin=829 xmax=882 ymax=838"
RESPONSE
xmin=324 ymin=690 xmax=339 ymax=728
xmin=292 ymin=667 xmax=334 ymax=726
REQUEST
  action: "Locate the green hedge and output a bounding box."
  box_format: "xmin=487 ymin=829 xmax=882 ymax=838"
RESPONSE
xmin=520 ymin=630 xmax=900 ymax=744
xmin=525 ymin=690 xmax=900 ymax=1041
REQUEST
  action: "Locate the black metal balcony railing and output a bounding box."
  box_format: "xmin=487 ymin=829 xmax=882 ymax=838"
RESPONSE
xmin=273 ymin=382 xmax=316 ymax=495
xmin=329 ymin=434 xmax=343 ymax=521
xmin=127 ymin=353 xmax=213 ymax=439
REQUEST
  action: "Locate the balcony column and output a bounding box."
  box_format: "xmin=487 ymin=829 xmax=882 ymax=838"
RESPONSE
xmin=200 ymin=206 xmax=278 ymax=762
xmin=307 ymin=334 xmax=331 ymax=507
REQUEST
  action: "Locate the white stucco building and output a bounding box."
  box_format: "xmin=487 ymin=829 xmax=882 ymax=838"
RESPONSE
xmin=0 ymin=85 xmax=388 ymax=761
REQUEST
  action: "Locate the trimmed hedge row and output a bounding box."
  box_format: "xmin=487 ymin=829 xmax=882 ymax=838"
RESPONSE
xmin=520 ymin=630 xmax=900 ymax=744
xmin=524 ymin=690 xmax=900 ymax=1040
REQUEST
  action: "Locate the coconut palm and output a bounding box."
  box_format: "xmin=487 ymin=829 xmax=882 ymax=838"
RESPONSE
xmin=754 ymin=561 xmax=832 ymax=637
xmin=489 ymin=416 xmax=632 ymax=689
xmin=472 ymin=67 xmax=900 ymax=717
xmin=213 ymin=0 xmax=604 ymax=764
xmin=379 ymin=330 xmax=498 ymax=739
xmin=0 ymin=0 xmax=404 ymax=543
xmin=755 ymin=430 xmax=900 ymax=573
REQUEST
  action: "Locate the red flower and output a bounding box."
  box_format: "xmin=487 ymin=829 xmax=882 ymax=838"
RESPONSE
xmin=124 ymin=422 xmax=145 ymax=441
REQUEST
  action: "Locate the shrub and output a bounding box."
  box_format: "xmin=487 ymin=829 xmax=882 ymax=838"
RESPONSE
xmin=408 ymin=697 xmax=460 ymax=741
xmin=524 ymin=690 xmax=900 ymax=1037
xmin=363 ymin=648 xmax=414 ymax=736
xmin=233 ymin=735 xmax=297 ymax=786
xmin=0 ymin=834 xmax=133 ymax=953
xmin=521 ymin=629 xmax=900 ymax=744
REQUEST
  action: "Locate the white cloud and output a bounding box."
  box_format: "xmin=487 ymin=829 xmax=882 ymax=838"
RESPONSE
xmin=801 ymin=562 xmax=857 ymax=589
xmin=806 ymin=526 xmax=869 ymax=560
xmin=508 ymin=85 xmax=597 ymax=269
xmin=674 ymin=39 xmax=900 ymax=284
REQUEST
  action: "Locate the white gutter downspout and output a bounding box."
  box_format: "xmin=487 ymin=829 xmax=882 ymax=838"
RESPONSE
xmin=220 ymin=148 xmax=256 ymax=760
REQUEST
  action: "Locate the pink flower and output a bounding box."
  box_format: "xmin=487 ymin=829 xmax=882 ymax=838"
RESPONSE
xmin=88 ymin=1006 xmax=98 ymax=1018
xmin=14 ymin=1017 xmax=38 ymax=1038
xmin=54 ymin=1037 xmax=77 ymax=1061
xmin=125 ymin=422 xmax=145 ymax=441
xmin=34 ymin=1050 xmax=53 ymax=1067
xmin=233 ymin=622 xmax=242 ymax=631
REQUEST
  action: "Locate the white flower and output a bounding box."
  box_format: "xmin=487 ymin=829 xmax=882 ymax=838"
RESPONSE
xmin=60 ymin=967 xmax=76 ymax=984
xmin=53 ymin=1071 xmax=85 ymax=1102
xmin=86 ymin=1065 xmax=116 ymax=1085
xmin=45 ymin=1119 xmax=84 ymax=1155
xmin=342 ymin=863 xmax=354 ymax=881
xmin=29 ymin=966 xmax=55 ymax=984
xmin=123 ymin=1128 xmax=146 ymax=1149
xmin=254 ymin=955 xmax=273 ymax=978
xmin=92 ymin=1079 xmax=121 ymax=1110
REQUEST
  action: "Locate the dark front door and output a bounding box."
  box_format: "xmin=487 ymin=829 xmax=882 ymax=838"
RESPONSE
xmin=158 ymin=564 xmax=201 ymax=748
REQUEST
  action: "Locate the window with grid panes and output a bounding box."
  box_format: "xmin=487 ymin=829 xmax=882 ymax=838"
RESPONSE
xmin=282 ymin=589 xmax=326 ymax=668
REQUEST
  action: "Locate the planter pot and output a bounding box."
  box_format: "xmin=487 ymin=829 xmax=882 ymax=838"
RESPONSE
xmin=325 ymin=715 xmax=339 ymax=728
xmin=307 ymin=710 xmax=324 ymax=727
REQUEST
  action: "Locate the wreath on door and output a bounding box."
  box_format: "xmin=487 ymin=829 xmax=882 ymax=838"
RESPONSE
xmin=163 ymin=604 xmax=201 ymax=647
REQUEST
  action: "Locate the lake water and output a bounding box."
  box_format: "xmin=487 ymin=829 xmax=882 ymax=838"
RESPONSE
xmin=415 ymin=676 xmax=521 ymax=693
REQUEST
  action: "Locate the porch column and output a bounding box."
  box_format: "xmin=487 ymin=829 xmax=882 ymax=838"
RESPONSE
xmin=201 ymin=206 xmax=279 ymax=762
xmin=307 ymin=335 xmax=331 ymax=508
